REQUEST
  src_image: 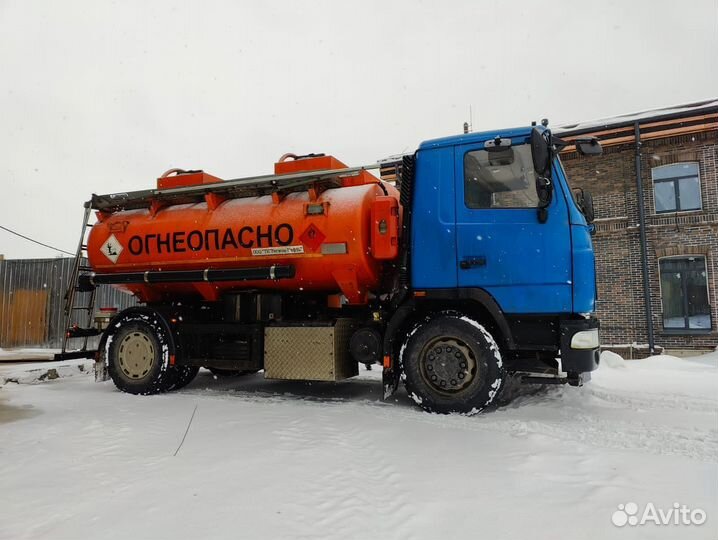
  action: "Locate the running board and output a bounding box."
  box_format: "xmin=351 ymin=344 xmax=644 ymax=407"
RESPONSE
xmin=520 ymin=375 xmax=568 ymax=385
xmin=53 ymin=350 xmax=98 ymax=361
xmin=520 ymin=372 xmax=589 ymax=387
xmin=66 ymin=326 xmax=101 ymax=338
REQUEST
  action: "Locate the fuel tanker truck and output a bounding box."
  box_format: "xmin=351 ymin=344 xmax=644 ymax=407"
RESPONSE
xmin=59 ymin=124 xmax=603 ymax=414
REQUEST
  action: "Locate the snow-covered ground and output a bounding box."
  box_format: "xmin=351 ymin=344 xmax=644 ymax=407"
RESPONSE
xmin=0 ymin=352 xmax=716 ymax=540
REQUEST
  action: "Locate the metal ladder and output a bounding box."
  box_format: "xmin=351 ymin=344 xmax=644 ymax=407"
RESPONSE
xmin=55 ymin=202 xmax=100 ymax=361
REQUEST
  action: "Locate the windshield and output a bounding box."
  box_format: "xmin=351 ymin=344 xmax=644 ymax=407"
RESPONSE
xmin=464 ymin=144 xmax=539 ymax=209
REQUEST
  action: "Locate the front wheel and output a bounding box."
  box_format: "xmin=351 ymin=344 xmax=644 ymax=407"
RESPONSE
xmin=401 ymin=315 xmax=505 ymax=414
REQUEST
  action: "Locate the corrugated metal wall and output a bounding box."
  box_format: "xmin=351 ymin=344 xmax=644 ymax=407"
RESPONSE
xmin=0 ymin=258 xmax=137 ymax=349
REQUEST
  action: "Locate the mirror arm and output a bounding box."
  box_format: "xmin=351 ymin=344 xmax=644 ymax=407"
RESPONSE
xmin=536 ymin=176 xmax=553 ymax=224
xmin=532 ymin=128 xmax=555 ymax=224
xmin=544 ymin=129 xmax=554 ymax=179
xmin=574 ymin=137 xmax=599 ymax=145
xmin=550 ymin=134 xmax=569 ymax=152
xmin=538 ymin=205 xmax=549 ymax=224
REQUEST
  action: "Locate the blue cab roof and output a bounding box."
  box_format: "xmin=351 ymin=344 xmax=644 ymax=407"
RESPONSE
xmin=419 ymin=125 xmax=543 ymax=150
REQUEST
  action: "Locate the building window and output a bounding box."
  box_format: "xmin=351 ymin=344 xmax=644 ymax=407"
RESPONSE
xmin=659 ymin=256 xmax=711 ymax=331
xmin=652 ymin=162 xmax=701 ymax=213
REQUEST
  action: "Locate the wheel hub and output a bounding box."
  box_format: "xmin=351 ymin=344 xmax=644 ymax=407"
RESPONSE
xmin=420 ymin=337 xmax=477 ymax=393
xmin=118 ymin=331 xmax=155 ymax=379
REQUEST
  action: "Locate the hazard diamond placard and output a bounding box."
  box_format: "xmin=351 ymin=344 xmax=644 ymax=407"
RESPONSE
xmin=100 ymin=234 xmax=123 ymax=264
xmin=299 ymin=223 xmax=326 ymax=252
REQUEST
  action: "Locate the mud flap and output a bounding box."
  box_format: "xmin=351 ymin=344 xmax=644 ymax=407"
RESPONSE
xmin=94 ymin=358 xmax=109 ymax=382
xmin=383 ymin=363 xmax=400 ymax=399
xmin=381 ymin=302 xmax=416 ymax=400
xmin=94 ymin=326 xmax=112 ymax=383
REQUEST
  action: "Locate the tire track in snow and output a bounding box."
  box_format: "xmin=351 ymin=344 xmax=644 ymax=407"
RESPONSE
xmin=181 ymin=379 xmax=718 ymax=462
xmin=492 ymin=415 xmax=717 ymax=462
xmin=365 ymin=397 xmax=718 ymax=463
xmin=271 ymin=413 xmax=414 ymax=540
xmin=582 ymin=384 xmax=718 ymax=413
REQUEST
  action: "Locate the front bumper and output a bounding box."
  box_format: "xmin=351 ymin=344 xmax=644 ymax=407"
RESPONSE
xmin=560 ymin=317 xmax=600 ymax=375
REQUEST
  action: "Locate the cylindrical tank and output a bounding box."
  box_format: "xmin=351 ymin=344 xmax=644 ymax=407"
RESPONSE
xmin=87 ymin=168 xmax=400 ymax=305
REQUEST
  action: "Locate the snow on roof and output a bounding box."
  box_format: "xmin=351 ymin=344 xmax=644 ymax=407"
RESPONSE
xmin=376 ymin=153 xmax=411 ymax=165
xmin=556 ymin=98 xmax=718 ymax=135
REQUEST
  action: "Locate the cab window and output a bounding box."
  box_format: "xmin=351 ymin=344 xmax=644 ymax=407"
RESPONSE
xmin=464 ymin=144 xmax=539 ymax=209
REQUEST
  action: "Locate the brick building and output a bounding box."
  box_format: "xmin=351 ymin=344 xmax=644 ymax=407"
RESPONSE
xmin=558 ymin=99 xmax=718 ymax=357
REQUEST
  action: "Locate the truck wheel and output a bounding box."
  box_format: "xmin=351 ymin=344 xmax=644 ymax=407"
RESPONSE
xmin=401 ymin=315 xmax=505 ymax=414
xmin=168 ymin=366 xmax=200 ymax=390
xmin=208 ymin=368 xmax=259 ymax=377
xmin=107 ymin=317 xmax=174 ymax=395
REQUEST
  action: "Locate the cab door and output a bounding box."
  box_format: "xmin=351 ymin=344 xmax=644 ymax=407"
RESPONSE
xmin=454 ymin=139 xmax=572 ymax=313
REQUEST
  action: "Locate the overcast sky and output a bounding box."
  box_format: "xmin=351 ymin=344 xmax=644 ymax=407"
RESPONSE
xmin=1 ymin=0 xmax=716 ymax=258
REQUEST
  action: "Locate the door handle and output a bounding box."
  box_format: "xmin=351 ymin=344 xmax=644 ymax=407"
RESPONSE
xmin=460 ymin=256 xmax=486 ymax=270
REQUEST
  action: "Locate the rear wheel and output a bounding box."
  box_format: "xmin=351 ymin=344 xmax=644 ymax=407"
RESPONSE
xmin=107 ymin=315 xmax=175 ymax=395
xmin=401 ymin=314 xmax=505 ymax=414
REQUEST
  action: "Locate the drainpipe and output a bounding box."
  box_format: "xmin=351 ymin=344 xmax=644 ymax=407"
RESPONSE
xmin=634 ymin=121 xmax=656 ymax=354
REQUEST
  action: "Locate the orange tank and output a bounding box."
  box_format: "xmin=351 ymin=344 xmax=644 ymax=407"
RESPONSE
xmin=86 ymin=155 xmax=401 ymax=304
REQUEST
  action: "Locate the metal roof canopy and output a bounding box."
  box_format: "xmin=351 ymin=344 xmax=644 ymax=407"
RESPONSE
xmin=89 ymin=163 xmax=382 ymax=212
xmin=556 ymin=98 xmax=718 ymax=137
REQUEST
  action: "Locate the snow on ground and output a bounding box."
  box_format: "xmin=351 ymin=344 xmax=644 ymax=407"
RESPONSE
xmin=0 ymin=352 xmax=716 ymax=540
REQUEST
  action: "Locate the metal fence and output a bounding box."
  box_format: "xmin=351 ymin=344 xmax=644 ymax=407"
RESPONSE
xmin=0 ymin=257 xmax=137 ymax=349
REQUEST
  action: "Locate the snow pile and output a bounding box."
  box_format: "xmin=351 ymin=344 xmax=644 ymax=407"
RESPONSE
xmin=0 ymin=351 xmax=715 ymax=539
xmin=0 ymin=358 xmax=92 ymax=386
xmin=0 ymin=347 xmax=59 ymax=362
xmin=600 ymin=349 xmax=626 ymax=368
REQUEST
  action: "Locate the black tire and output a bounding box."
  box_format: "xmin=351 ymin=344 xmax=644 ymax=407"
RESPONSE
xmin=168 ymin=366 xmax=200 ymax=390
xmin=107 ymin=316 xmax=175 ymax=395
xmin=208 ymin=368 xmax=259 ymax=377
xmin=401 ymin=314 xmax=506 ymax=414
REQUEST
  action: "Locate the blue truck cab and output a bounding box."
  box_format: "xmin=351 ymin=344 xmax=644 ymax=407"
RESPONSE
xmin=383 ymin=125 xmax=601 ymax=412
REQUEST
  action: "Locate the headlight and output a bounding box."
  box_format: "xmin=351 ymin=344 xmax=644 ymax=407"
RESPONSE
xmin=570 ymin=328 xmax=599 ymax=349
